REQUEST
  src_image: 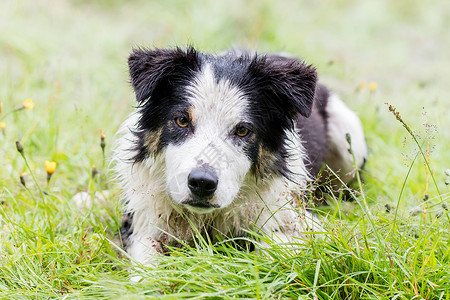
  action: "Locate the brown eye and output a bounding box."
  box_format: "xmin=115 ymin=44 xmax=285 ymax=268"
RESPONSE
xmin=235 ymin=126 xmax=250 ymax=137
xmin=175 ymin=116 xmax=189 ymax=128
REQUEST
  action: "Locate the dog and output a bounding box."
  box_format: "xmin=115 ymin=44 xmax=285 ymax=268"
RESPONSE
xmin=112 ymin=47 xmax=367 ymax=267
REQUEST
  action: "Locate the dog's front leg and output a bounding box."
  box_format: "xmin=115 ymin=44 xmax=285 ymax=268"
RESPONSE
xmin=126 ymin=233 xmax=166 ymax=282
xmin=256 ymin=209 xmax=303 ymax=244
xmin=253 ymin=202 xmax=319 ymax=252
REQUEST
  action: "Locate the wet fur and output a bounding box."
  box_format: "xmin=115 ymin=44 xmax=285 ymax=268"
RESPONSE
xmin=112 ymin=47 xmax=367 ymax=268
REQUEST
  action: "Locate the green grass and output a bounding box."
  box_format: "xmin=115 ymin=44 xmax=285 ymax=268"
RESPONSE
xmin=1 ymin=0 xmax=450 ymax=298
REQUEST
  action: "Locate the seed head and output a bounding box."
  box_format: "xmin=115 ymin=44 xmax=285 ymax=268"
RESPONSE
xmin=345 ymin=132 xmax=352 ymax=145
xmin=16 ymin=141 xmax=24 ymax=153
xmin=18 ymin=171 xmax=27 ymax=187
xmin=345 ymin=133 xmax=353 ymax=154
xmin=384 ymin=204 xmax=392 ymax=213
xmin=91 ymin=165 xmax=99 ymax=178
xmin=100 ymin=129 xmax=106 ymax=151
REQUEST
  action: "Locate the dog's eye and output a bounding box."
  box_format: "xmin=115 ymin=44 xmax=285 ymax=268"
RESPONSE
xmin=175 ymin=116 xmax=189 ymax=128
xmin=235 ymin=126 xmax=250 ymax=137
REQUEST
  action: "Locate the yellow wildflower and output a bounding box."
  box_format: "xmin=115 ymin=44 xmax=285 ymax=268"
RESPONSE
xmin=23 ymin=98 xmax=35 ymax=110
xmin=45 ymin=160 xmax=57 ymax=184
xmin=45 ymin=160 xmax=57 ymax=175
xmin=0 ymin=122 xmax=5 ymax=129
xmin=358 ymin=81 xmax=366 ymax=90
xmin=369 ymin=82 xmax=377 ymax=92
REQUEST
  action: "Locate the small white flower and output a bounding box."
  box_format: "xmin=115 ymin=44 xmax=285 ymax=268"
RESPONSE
xmin=444 ymin=169 xmax=450 ymax=177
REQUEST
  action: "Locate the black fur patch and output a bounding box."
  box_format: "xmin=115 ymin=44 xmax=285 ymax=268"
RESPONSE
xmin=119 ymin=212 xmax=134 ymax=250
xmin=203 ymin=52 xmax=318 ymax=180
xmin=297 ymin=84 xmax=329 ymax=177
xmin=128 ymin=47 xmax=202 ymax=162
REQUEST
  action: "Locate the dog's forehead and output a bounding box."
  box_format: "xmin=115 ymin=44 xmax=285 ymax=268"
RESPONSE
xmin=185 ymin=62 xmax=248 ymax=127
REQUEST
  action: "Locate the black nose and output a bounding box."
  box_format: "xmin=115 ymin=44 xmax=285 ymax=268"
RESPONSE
xmin=188 ymin=166 xmax=218 ymax=199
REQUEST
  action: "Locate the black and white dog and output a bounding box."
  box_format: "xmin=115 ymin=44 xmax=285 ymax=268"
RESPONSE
xmin=113 ymin=47 xmax=367 ymax=266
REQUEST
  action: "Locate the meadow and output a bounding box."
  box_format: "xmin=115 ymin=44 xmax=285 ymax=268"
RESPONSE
xmin=1 ymin=0 xmax=449 ymax=298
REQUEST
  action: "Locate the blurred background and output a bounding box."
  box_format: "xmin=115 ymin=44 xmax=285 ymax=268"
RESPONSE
xmin=1 ymin=0 xmax=449 ymax=207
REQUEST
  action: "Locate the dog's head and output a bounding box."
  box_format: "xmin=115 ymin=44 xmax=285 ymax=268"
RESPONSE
xmin=128 ymin=47 xmax=317 ymax=214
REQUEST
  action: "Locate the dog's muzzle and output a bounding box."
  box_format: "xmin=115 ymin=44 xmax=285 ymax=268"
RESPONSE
xmin=184 ymin=165 xmax=218 ymax=208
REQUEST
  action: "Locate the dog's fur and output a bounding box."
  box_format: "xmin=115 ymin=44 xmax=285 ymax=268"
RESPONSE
xmin=113 ymin=47 xmax=367 ymax=267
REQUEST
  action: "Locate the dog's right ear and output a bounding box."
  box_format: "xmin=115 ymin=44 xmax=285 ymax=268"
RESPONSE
xmin=128 ymin=47 xmax=200 ymax=103
xmin=248 ymin=55 xmax=317 ymax=118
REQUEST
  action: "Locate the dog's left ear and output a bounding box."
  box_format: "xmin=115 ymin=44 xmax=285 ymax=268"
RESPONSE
xmin=249 ymin=55 xmax=317 ymax=118
xmin=128 ymin=47 xmax=200 ymax=103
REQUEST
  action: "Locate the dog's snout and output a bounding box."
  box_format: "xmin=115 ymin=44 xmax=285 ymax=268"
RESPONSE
xmin=188 ymin=166 xmax=218 ymax=199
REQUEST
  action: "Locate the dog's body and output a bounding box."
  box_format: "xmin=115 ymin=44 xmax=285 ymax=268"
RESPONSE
xmin=113 ymin=47 xmax=367 ymax=266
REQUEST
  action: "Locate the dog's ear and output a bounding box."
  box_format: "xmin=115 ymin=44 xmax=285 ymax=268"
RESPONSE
xmin=128 ymin=47 xmax=200 ymax=103
xmin=249 ymin=55 xmax=317 ymax=118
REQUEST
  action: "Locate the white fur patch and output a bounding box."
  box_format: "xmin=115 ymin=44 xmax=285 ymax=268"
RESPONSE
xmin=165 ymin=64 xmax=252 ymax=210
xmin=284 ymin=128 xmax=311 ymax=186
xmin=325 ymin=94 xmax=368 ymax=182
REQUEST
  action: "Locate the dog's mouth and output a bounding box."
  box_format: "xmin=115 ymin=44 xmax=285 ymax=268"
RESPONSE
xmin=181 ymin=198 xmax=220 ymax=214
xmin=182 ymin=198 xmax=220 ymax=208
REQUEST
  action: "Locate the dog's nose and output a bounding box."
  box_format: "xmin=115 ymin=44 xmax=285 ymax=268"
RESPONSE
xmin=188 ymin=166 xmax=218 ymax=199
